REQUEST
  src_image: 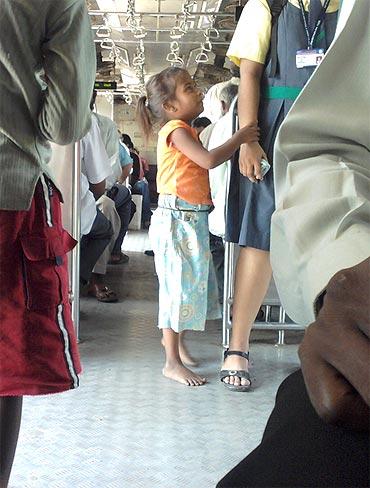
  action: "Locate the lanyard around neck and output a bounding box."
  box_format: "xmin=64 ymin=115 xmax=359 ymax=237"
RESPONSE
xmin=298 ymin=0 xmax=331 ymax=49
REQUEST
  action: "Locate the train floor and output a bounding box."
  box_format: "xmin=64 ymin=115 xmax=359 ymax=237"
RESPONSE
xmin=11 ymin=230 xmax=303 ymax=488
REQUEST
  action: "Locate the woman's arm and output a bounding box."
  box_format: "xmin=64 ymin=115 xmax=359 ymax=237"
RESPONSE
xmin=238 ymin=59 xmax=267 ymax=182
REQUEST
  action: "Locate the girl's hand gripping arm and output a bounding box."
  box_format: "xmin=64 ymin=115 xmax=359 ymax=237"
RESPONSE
xmin=170 ymin=124 xmax=259 ymax=170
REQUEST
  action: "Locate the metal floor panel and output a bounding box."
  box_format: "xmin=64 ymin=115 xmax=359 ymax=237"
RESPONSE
xmin=11 ymin=248 xmax=302 ymax=488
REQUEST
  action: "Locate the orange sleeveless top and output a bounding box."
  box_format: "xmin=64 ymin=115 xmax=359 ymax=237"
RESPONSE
xmin=156 ymin=120 xmax=212 ymax=205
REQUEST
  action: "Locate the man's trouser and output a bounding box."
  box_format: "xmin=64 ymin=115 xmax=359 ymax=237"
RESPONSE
xmin=92 ymin=195 xmax=120 ymax=275
xmin=80 ymin=209 xmax=112 ymax=284
xmin=216 ymin=370 xmax=369 ymax=488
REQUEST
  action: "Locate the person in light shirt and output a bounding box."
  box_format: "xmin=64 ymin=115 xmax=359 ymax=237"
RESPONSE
xmin=90 ymin=94 xmax=133 ymax=265
xmin=80 ymin=114 xmax=120 ymax=302
xmin=199 ymin=83 xmax=239 ymax=304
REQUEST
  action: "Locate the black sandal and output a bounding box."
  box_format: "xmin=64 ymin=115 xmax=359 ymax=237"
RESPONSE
xmin=220 ymin=349 xmax=251 ymax=392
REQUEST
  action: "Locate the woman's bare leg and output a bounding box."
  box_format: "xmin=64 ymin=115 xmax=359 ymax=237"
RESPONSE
xmin=0 ymin=396 xmax=23 ymax=488
xmin=222 ymin=247 xmax=272 ymax=387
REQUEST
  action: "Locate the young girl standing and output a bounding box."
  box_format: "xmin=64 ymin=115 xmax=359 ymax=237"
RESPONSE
xmin=136 ymin=67 xmax=258 ymax=386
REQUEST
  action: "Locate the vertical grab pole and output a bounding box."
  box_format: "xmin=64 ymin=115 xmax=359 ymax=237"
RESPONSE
xmin=222 ymin=242 xmax=231 ymax=347
xmin=222 ymin=98 xmax=239 ymax=348
xmin=222 ymin=241 xmax=235 ymax=348
xmin=222 ymin=97 xmax=239 ymax=349
xmin=71 ymin=141 xmax=81 ymax=340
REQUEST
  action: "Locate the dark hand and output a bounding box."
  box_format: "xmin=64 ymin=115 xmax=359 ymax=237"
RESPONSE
xmin=299 ymin=257 xmax=370 ymax=431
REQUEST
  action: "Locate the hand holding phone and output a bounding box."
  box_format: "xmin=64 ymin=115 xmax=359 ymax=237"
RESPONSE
xmin=260 ymin=159 xmax=271 ymax=178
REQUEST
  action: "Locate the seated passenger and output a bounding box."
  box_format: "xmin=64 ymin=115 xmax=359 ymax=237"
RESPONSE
xmin=90 ymin=92 xmax=133 ymax=264
xmin=80 ymin=114 xmax=120 ymax=302
xmin=122 ymin=133 xmax=152 ymax=228
xmin=118 ymin=136 xmax=134 ymax=183
xmin=79 ymin=174 xmax=113 ymax=291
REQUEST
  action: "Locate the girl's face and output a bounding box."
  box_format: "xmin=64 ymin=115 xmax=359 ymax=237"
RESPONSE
xmin=165 ymin=72 xmax=203 ymax=122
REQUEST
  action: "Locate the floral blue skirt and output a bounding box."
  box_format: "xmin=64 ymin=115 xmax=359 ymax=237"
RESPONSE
xmin=149 ymin=195 xmax=221 ymax=333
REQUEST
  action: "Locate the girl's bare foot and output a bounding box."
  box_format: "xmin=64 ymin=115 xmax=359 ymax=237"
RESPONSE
xmin=161 ymin=338 xmax=198 ymax=367
xmin=179 ymin=343 xmax=198 ymax=367
xmin=163 ymin=362 xmax=206 ymax=386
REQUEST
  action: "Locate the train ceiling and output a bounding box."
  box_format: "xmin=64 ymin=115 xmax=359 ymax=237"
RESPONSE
xmin=87 ymin=0 xmax=243 ymax=102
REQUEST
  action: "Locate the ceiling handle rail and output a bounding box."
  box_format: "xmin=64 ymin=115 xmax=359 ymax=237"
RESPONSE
xmin=166 ymin=40 xmax=184 ymax=67
xmin=96 ymin=15 xmax=112 ymax=38
xmin=92 ymin=26 xmax=234 ymax=34
xmin=94 ymin=40 xmax=231 ymax=45
xmin=88 ymin=11 xmax=234 ymax=17
xmin=166 ymin=0 xmax=197 ymax=67
xmin=195 ymin=13 xmax=219 ymax=64
xmin=126 ymin=0 xmax=146 ymax=91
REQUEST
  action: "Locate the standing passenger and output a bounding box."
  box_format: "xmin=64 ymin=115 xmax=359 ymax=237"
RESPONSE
xmin=199 ymin=83 xmax=240 ymax=304
xmin=221 ymin=0 xmax=339 ymax=391
xmin=0 ymin=1 xmax=95 ymax=486
xmin=136 ymin=67 xmax=259 ymax=386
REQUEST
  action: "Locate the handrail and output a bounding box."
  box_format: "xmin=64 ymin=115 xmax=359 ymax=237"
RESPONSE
xmin=70 ymin=142 xmax=81 ymax=340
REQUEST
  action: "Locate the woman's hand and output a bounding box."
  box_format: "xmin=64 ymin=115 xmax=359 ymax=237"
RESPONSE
xmin=238 ymin=141 xmax=267 ymax=183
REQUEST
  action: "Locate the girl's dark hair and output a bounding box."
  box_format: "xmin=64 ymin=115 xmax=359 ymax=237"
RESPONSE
xmin=136 ymin=67 xmax=187 ymax=140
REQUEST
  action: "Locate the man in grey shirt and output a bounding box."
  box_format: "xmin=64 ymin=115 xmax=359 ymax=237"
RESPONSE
xmin=217 ymin=1 xmax=369 ymax=486
xmin=0 ymin=1 xmax=95 ymax=486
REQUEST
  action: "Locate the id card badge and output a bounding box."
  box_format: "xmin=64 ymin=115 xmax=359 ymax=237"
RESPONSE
xmin=296 ymin=48 xmax=325 ymax=68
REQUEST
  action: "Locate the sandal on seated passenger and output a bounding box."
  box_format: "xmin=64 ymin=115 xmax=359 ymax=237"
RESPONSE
xmin=108 ymin=252 xmax=129 ymax=264
xmin=220 ymin=350 xmax=251 ymax=392
xmin=88 ymin=285 xmax=118 ymax=303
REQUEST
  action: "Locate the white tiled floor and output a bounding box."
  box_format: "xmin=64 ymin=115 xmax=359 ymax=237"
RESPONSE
xmin=122 ymin=229 xmax=151 ymax=253
xmin=10 ymin=232 xmax=302 ymax=488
